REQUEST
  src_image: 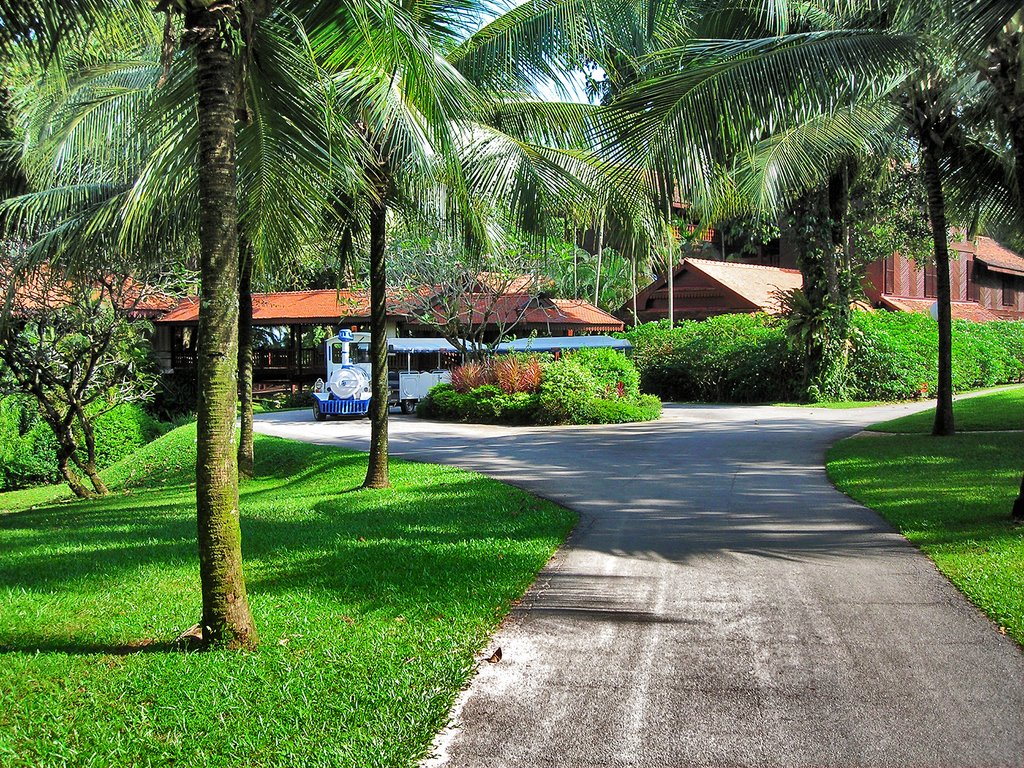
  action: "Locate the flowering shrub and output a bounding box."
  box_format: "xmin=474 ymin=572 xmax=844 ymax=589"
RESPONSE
xmin=450 ymin=361 xmax=493 ymax=393
xmin=493 ymin=354 xmax=543 ymax=394
xmin=420 ymin=350 xmax=659 ymax=425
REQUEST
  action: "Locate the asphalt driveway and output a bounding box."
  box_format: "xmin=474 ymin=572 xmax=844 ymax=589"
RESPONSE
xmin=255 ymin=403 xmax=1024 ymax=767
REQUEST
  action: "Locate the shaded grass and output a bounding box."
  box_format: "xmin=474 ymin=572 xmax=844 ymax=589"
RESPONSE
xmin=0 ymin=424 xmax=575 ymax=767
xmin=867 ymin=386 xmax=1024 ymax=433
xmin=773 ymin=400 xmax=887 ymax=409
xmin=827 ymin=432 xmax=1024 ymax=645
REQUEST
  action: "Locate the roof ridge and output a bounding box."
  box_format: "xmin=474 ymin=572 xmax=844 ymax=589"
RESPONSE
xmin=684 ymin=257 xmax=801 ymax=274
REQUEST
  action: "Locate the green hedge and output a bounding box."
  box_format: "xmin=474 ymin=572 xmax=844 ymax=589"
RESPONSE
xmin=0 ymin=395 xmax=61 ymax=490
xmin=418 ymin=352 xmax=660 ymax=426
xmin=0 ymin=396 xmax=167 ymax=491
xmin=625 ymin=312 xmax=1024 ymax=403
xmin=625 ymin=315 xmax=802 ymax=403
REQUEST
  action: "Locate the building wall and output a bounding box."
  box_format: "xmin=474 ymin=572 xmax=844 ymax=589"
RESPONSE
xmin=865 ymin=253 xmax=1024 ymax=318
xmin=973 ymin=264 xmax=1024 ymax=317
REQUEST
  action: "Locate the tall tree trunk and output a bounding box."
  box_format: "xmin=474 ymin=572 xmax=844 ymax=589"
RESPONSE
xmin=363 ymin=194 xmax=390 ymax=489
xmin=238 ymin=236 xmax=254 ymax=479
xmin=921 ymin=139 xmax=955 ymax=437
xmin=665 ymin=199 xmax=674 ymax=327
xmin=631 ymin=254 xmax=639 ymax=326
xmin=594 ymin=212 xmax=604 ymax=307
xmin=189 ymin=4 xmax=257 ymax=650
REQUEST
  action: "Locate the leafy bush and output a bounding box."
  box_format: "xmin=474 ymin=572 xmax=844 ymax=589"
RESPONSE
xmin=91 ymin=404 xmax=168 ymax=469
xmin=0 ymin=395 xmax=60 ymax=490
xmin=627 ymin=312 xmax=1024 ymax=403
xmin=583 ymin=393 xmax=662 ymax=424
xmin=0 ymin=396 xmax=167 ymax=491
xmin=625 ymin=314 xmax=801 ymax=403
xmin=415 ymin=384 xmax=540 ymax=425
xmin=570 ymin=347 xmax=640 ymax=398
xmin=419 ymin=350 xmax=658 ymax=426
xmin=537 ymin=356 xmax=596 ymax=424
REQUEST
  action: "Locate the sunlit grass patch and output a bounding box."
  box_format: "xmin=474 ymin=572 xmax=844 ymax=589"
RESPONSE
xmin=0 ymin=424 xmax=575 ymax=767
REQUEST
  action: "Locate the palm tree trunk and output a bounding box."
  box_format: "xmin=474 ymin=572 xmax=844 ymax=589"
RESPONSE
xmin=922 ymin=139 xmax=955 ymax=437
xmin=238 ymin=235 xmax=254 ymax=479
xmin=665 ymin=198 xmax=674 ymax=327
xmin=594 ymin=212 xmax=604 ymax=307
xmin=190 ymin=4 xmax=257 ymax=650
xmin=363 ymin=194 xmax=390 ymax=489
xmin=631 ymin=254 xmax=639 ymax=326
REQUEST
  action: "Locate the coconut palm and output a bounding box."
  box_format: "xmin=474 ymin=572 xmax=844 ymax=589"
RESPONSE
xmin=1 ymin=2 xmax=367 ymax=649
xmin=309 ymin=0 xmax=650 ymax=488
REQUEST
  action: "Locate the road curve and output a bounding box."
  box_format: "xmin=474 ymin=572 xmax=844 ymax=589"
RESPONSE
xmin=255 ymin=403 xmax=1024 ymax=767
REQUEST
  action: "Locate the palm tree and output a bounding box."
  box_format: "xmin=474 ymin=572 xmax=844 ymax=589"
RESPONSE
xmin=312 ymin=0 xmax=642 ymax=489
xmin=3 ymin=3 xmax=356 ymax=649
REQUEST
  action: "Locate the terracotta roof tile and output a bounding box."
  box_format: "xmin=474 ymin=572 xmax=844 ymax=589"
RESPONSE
xmin=880 ymin=296 xmax=1004 ymax=322
xmin=159 ymin=289 xmax=379 ymax=325
xmin=951 ymin=236 xmax=1024 ymax=276
xmin=683 ymin=258 xmax=803 ymax=313
xmin=157 ymin=288 xmax=623 ymax=332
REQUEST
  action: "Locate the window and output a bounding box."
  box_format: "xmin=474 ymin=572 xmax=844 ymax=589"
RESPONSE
xmin=924 ymin=263 xmax=937 ymax=298
xmin=966 ymin=259 xmax=975 ymax=302
xmin=1002 ymin=277 xmax=1015 ymax=307
xmin=884 ymin=256 xmax=895 ymax=294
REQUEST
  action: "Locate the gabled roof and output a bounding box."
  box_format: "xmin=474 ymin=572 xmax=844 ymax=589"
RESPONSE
xmin=951 ymin=236 xmax=1024 ymax=276
xmin=681 ymin=258 xmax=803 ymax=312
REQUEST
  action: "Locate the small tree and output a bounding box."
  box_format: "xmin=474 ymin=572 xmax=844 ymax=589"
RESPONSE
xmin=389 ymin=236 xmax=543 ymax=359
xmin=0 ymin=261 xmax=158 ymax=497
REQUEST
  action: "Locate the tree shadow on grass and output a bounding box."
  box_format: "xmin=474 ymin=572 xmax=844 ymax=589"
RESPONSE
xmin=0 ymin=471 xmax=570 ymax=655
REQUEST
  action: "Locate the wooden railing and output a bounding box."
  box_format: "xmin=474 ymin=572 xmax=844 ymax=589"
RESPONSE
xmin=171 ymin=346 xmax=325 ymax=377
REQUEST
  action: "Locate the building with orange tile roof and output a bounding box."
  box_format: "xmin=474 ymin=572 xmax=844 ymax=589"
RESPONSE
xmin=153 ymin=286 xmax=623 ymax=384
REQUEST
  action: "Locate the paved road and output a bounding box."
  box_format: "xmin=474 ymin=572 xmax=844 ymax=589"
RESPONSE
xmin=255 ymin=403 xmax=1024 ymax=767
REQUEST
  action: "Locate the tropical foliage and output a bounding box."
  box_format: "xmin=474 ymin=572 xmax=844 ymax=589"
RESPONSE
xmin=625 ymin=313 xmax=1024 ymax=404
xmin=4 ymin=0 xmax=1024 ymax=640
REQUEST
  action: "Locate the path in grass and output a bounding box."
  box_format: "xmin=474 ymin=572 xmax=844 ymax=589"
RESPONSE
xmin=257 ymin=403 xmax=1024 ymax=767
xmin=828 ymin=387 xmax=1024 ymax=645
xmin=0 ymin=424 xmax=574 ymax=768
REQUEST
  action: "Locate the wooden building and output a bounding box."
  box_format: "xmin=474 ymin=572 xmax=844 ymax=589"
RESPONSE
xmin=154 ymin=287 xmax=623 ymax=386
xmin=625 ymin=236 xmax=1024 ymax=324
xmin=624 ymin=258 xmax=803 ymax=323
xmin=863 ymin=235 xmax=1024 ymax=321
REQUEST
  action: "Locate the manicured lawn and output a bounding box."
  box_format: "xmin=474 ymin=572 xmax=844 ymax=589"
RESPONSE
xmin=827 ymin=429 xmax=1024 ymax=646
xmin=0 ymin=425 xmax=575 ymax=767
xmin=774 ymin=400 xmax=887 ymax=409
xmin=867 ymin=385 xmax=1024 ymax=433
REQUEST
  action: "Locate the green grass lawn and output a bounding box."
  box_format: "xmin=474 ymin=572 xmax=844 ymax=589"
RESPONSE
xmin=0 ymin=425 xmax=575 ymax=767
xmin=867 ymin=385 xmax=1024 ymax=433
xmin=773 ymin=400 xmax=887 ymax=409
xmin=827 ymin=393 xmax=1024 ymax=645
